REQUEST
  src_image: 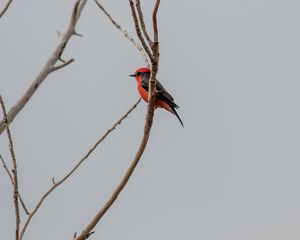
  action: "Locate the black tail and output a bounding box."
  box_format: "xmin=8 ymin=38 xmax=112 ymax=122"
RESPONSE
xmin=172 ymin=107 xmax=184 ymax=127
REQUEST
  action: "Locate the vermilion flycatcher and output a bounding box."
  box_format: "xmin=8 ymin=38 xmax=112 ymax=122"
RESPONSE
xmin=130 ymin=67 xmax=184 ymax=127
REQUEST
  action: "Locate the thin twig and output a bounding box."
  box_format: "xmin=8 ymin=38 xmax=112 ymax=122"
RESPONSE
xmin=0 ymin=95 xmax=20 ymax=240
xmin=17 ymin=193 xmax=30 ymax=216
xmin=75 ymin=96 xmax=156 ymax=240
xmin=152 ymin=0 xmax=160 ymax=43
xmin=0 ymin=153 xmax=14 ymax=184
xmin=19 ymin=98 xmax=141 ymax=240
xmin=94 ymin=0 xmax=150 ymax=67
xmin=135 ymin=0 xmax=152 ymax=44
xmin=1 ymin=153 xmax=30 ymax=215
xmin=0 ymin=0 xmax=13 ymax=18
xmin=73 ymin=31 xmax=84 ymax=37
xmin=0 ymin=153 xmax=30 ymax=215
xmin=128 ymin=0 xmax=153 ymax=62
xmin=49 ymin=58 xmax=75 ymax=72
xmin=0 ymin=0 xmax=87 ymax=136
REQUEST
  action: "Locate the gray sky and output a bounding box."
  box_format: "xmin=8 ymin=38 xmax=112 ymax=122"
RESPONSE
xmin=1 ymin=0 xmax=300 ymax=239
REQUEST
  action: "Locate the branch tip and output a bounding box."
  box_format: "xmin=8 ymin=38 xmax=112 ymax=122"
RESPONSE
xmin=94 ymin=0 xmax=149 ymax=66
xmin=56 ymin=30 xmax=63 ymax=39
xmin=129 ymin=0 xmax=153 ymax=62
xmin=135 ymin=0 xmax=152 ymax=44
xmin=73 ymin=31 xmax=83 ymax=37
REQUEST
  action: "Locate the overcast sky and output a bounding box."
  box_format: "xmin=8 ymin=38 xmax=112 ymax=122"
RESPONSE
xmin=1 ymin=0 xmax=300 ymax=239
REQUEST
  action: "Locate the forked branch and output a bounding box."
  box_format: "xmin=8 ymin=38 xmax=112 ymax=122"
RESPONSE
xmin=0 ymin=95 xmax=20 ymax=240
xmin=136 ymin=0 xmax=152 ymax=44
xmin=75 ymin=98 xmax=155 ymax=240
xmin=19 ymin=98 xmax=141 ymax=240
xmin=94 ymin=0 xmax=150 ymax=66
xmin=0 ymin=0 xmax=87 ymax=136
xmin=0 ymin=153 xmax=30 ymax=215
xmin=129 ymin=0 xmax=153 ymax=62
xmin=74 ymin=1 xmax=161 ymax=239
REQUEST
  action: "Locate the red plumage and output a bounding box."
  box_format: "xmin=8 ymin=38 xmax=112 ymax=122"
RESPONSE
xmin=130 ymin=67 xmax=183 ymax=127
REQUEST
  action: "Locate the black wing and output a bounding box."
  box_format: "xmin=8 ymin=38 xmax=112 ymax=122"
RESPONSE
xmin=140 ymin=73 xmax=179 ymax=108
xmin=140 ymin=72 xmax=183 ymax=127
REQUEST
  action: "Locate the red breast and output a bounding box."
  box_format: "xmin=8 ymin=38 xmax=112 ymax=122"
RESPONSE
xmin=137 ymin=81 xmax=149 ymax=102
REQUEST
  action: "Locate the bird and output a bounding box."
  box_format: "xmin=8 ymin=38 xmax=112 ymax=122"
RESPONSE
xmin=130 ymin=67 xmax=183 ymax=127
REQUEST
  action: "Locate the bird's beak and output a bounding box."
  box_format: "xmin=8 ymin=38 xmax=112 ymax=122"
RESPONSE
xmin=129 ymin=74 xmax=136 ymax=77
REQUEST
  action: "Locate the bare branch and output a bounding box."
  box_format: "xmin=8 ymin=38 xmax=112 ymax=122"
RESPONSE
xmin=128 ymin=0 xmax=153 ymax=62
xmin=48 ymin=58 xmax=75 ymax=73
xmin=152 ymin=0 xmax=160 ymax=43
xmin=0 ymin=153 xmax=14 ymax=184
xmin=19 ymin=98 xmax=141 ymax=240
xmin=0 ymin=0 xmax=13 ymax=18
xmin=73 ymin=31 xmax=84 ymax=37
xmin=135 ymin=0 xmax=152 ymax=44
xmin=148 ymin=0 xmax=160 ymax=100
xmin=18 ymin=193 xmax=30 ymax=216
xmin=0 ymin=0 xmax=87 ymax=136
xmin=75 ymin=2 xmax=162 ymax=238
xmin=94 ymin=0 xmax=150 ymax=67
xmin=75 ymin=96 xmax=156 ymax=240
xmin=0 ymin=95 xmax=20 ymax=240
xmin=0 ymin=153 xmax=30 ymax=215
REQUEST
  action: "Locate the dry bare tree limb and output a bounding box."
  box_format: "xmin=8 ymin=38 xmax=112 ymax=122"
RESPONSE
xmin=0 ymin=0 xmax=13 ymax=18
xmin=74 ymin=2 xmax=161 ymax=239
xmin=129 ymin=0 xmax=153 ymax=62
xmin=19 ymin=98 xmax=141 ymax=240
xmin=0 ymin=95 xmax=20 ymax=240
xmin=75 ymin=97 xmax=156 ymax=240
xmin=148 ymin=0 xmax=160 ymax=100
xmin=135 ymin=0 xmax=152 ymax=44
xmin=0 ymin=0 xmax=87 ymax=136
xmin=0 ymin=153 xmax=30 ymax=215
xmin=94 ymin=0 xmax=150 ymax=67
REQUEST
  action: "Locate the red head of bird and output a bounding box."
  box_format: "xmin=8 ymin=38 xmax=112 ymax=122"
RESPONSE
xmin=129 ymin=67 xmax=150 ymax=82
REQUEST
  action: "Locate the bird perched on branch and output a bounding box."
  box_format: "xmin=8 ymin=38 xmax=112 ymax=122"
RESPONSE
xmin=130 ymin=67 xmax=183 ymax=127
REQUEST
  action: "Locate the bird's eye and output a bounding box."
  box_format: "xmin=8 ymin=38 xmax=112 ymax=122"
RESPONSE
xmin=136 ymin=72 xmax=141 ymax=76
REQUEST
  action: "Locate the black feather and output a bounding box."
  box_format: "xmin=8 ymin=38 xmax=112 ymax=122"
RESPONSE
xmin=140 ymin=72 xmax=184 ymax=127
